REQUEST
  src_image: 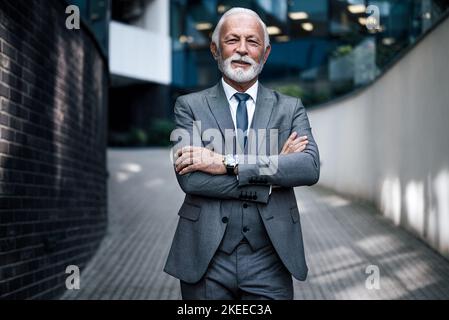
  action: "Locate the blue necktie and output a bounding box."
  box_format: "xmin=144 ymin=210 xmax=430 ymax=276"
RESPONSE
xmin=234 ymin=93 xmax=250 ymax=151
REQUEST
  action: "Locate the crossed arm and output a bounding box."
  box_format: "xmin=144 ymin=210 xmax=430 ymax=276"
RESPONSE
xmin=171 ymin=97 xmax=319 ymax=204
xmin=236 ymin=99 xmax=320 ymax=188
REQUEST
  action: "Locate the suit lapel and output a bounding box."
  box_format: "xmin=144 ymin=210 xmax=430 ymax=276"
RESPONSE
xmin=205 ymin=81 xmax=275 ymax=155
xmin=206 ymin=82 xmax=235 ymax=138
xmin=248 ymin=83 xmax=275 ymax=154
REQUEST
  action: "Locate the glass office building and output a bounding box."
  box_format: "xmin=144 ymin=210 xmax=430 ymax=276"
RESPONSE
xmin=170 ymin=0 xmax=449 ymax=107
xmin=107 ymin=0 xmax=448 ymax=147
xmin=67 ymin=0 xmax=110 ymax=56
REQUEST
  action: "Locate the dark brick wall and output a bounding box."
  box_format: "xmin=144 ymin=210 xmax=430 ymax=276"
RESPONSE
xmin=0 ymin=0 xmax=108 ymax=299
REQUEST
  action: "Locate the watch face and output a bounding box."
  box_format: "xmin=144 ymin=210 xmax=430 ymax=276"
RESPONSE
xmin=224 ymin=155 xmax=237 ymax=167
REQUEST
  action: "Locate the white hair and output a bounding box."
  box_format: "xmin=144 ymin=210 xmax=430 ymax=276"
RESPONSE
xmin=211 ymin=7 xmax=270 ymax=50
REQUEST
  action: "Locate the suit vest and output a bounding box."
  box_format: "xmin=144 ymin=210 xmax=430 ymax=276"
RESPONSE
xmin=218 ymin=199 xmax=271 ymax=254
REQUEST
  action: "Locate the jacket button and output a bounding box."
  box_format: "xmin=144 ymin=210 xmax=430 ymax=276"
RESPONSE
xmin=243 ymin=203 xmax=248 ymax=209
xmin=222 ymin=217 xmax=229 ymax=223
xmin=243 ymin=226 xmax=250 ymax=233
xmin=253 ymin=195 xmax=258 ymax=200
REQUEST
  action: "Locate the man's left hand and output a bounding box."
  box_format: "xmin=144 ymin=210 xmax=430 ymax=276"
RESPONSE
xmin=175 ymin=146 xmax=226 ymax=175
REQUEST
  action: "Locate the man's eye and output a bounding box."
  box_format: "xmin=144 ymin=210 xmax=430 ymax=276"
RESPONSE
xmin=226 ymin=39 xmax=237 ymax=43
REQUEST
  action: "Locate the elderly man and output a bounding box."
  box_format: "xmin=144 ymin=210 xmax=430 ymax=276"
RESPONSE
xmin=164 ymin=7 xmax=320 ymax=300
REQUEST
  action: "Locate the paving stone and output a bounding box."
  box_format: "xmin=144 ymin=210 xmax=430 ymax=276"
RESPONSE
xmin=62 ymin=149 xmax=449 ymax=300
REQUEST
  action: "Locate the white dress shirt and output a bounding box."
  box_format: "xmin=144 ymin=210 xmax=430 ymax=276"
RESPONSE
xmin=221 ymin=78 xmax=258 ymax=132
xmin=221 ymin=78 xmax=271 ymax=194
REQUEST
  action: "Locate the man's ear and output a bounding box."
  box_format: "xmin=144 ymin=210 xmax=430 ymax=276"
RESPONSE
xmin=263 ymin=45 xmax=271 ymax=63
xmin=210 ymin=42 xmax=219 ymax=60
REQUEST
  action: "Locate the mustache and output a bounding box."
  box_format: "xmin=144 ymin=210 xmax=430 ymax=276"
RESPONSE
xmin=226 ymin=54 xmax=257 ymax=66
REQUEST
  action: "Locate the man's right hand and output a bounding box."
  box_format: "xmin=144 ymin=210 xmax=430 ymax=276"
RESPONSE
xmin=280 ymin=132 xmax=308 ymax=155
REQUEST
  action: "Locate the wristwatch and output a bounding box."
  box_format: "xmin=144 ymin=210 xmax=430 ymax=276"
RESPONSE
xmin=223 ymin=154 xmax=239 ymax=175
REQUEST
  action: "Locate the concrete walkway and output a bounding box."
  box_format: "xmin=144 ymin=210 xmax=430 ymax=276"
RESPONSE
xmin=62 ymin=149 xmax=449 ymax=300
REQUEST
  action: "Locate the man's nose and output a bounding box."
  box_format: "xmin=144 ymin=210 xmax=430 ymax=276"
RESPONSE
xmin=236 ymin=40 xmax=248 ymax=55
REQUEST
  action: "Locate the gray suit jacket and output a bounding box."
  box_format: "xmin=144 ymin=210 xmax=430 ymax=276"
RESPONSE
xmin=164 ymin=81 xmax=320 ymax=283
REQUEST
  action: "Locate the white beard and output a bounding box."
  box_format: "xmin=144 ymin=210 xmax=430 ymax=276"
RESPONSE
xmin=217 ymin=52 xmax=265 ymax=83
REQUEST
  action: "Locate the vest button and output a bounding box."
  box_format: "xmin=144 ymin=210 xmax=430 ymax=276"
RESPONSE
xmin=222 ymin=217 xmax=229 ymax=223
xmin=243 ymin=226 xmax=250 ymax=233
xmin=243 ymin=203 xmax=248 ymax=209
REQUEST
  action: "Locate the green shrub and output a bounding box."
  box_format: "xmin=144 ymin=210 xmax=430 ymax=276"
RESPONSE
xmin=146 ymin=118 xmax=175 ymax=146
xmin=274 ymin=84 xmax=305 ymax=98
xmin=129 ymin=127 xmax=148 ymax=146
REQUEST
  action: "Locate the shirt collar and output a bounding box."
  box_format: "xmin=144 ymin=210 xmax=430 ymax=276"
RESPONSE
xmin=221 ymin=78 xmax=258 ymax=103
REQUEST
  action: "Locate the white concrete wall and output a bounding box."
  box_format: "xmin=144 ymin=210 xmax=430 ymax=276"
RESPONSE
xmin=308 ymin=17 xmax=449 ymax=258
xmin=134 ymin=0 xmax=170 ymax=36
xmin=109 ymin=20 xmax=171 ymax=85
